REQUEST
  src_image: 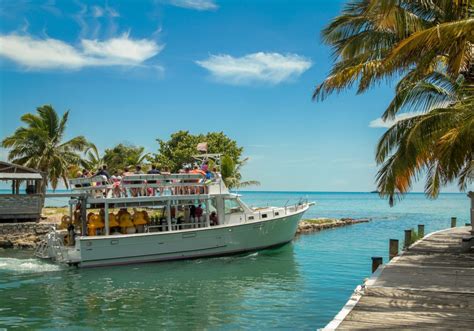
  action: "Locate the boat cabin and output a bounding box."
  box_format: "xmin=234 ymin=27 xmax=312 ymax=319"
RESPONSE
xmin=0 ymin=161 xmax=44 ymax=222
xmin=65 ymin=171 xmax=261 ymax=238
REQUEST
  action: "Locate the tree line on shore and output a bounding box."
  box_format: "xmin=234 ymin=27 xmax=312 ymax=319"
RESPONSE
xmin=1 ymin=105 xmax=259 ymax=191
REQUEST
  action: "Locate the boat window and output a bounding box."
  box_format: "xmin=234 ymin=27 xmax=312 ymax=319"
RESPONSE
xmin=224 ymin=199 xmax=244 ymax=214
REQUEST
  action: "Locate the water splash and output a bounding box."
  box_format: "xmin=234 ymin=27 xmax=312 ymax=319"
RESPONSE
xmin=0 ymin=258 xmax=62 ymax=274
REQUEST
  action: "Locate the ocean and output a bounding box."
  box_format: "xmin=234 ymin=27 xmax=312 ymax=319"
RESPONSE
xmin=0 ymin=191 xmax=470 ymax=329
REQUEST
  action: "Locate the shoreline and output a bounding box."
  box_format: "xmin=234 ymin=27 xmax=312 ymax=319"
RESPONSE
xmin=296 ymin=218 xmax=370 ymax=235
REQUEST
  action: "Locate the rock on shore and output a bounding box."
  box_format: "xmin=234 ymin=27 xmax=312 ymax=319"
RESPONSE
xmin=296 ymin=217 xmax=370 ymax=234
xmin=0 ymin=222 xmax=53 ymax=249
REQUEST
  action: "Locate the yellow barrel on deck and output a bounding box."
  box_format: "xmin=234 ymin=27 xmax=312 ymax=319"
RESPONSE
xmin=109 ymin=213 xmax=120 ymax=228
xmin=119 ymin=210 xmax=135 ymax=234
xmin=133 ymin=210 xmax=149 ymax=233
xmin=58 ymin=215 xmax=71 ymax=230
xmin=87 ymin=213 xmax=105 ymax=236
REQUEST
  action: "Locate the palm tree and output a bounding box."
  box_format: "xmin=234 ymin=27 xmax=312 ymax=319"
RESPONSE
xmin=221 ymin=156 xmax=260 ymax=189
xmin=315 ymin=0 xmax=473 ymax=203
xmin=81 ymin=143 xmax=103 ymax=173
xmin=1 ymin=105 xmax=88 ymax=190
xmin=102 ymin=144 xmax=150 ymax=173
xmin=376 ymin=72 xmax=473 ymax=205
xmin=314 ymin=0 xmax=473 ymax=101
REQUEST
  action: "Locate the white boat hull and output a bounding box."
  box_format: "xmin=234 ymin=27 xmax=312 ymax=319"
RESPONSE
xmin=74 ymin=207 xmax=307 ymax=268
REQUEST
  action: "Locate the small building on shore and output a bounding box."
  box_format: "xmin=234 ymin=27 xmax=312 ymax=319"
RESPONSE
xmin=0 ymin=161 xmax=45 ymax=222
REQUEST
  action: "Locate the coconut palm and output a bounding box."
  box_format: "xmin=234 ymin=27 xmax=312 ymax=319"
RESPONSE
xmin=1 ymin=105 xmax=88 ymax=190
xmin=375 ymin=72 xmax=473 ymax=205
xmin=102 ymin=144 xmax=150 ymax=173
xmin=221 ymin=156 xmax=260 ymax=189
xmin=81 ymin=143 xmax=103 ymax=173
xmin=315 ymin=0 xmax=473 ymax=203
xmin=314 ymin=0 xmax=473 ymax=101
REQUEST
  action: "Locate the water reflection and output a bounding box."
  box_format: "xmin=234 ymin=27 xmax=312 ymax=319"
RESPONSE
xmin=0 ymin=245 xmax=299 ymax=329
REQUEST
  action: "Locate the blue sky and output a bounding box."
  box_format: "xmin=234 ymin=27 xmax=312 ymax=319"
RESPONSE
xmin=0 ymin=0 xmax=461 ymax=192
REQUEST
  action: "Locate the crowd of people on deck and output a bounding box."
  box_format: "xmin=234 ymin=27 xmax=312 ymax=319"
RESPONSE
xmin=75 ymin=161 xmax=221 ymax=198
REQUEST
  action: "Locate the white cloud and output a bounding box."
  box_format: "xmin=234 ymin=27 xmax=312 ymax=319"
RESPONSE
xmin=92 ymin=5 xmax=104 ymax=17
xmin=196 ymin=52 xmax=312 ymax=85
xmin=0 ymin=34 xmax=164 ymax=69
xmin=82 ymin=36 xmax=164 ymax=63
xmin=369 ymin=112 xmax=424 ymax=128
xmin=169 ymin=0 xmax=218 ymax=11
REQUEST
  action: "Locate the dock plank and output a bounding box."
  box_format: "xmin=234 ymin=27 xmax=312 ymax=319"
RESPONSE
xmin=334 ymin=227 xmax=474 ymax=330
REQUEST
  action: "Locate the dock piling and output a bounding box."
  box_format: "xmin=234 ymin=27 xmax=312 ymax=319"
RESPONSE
xmin=371 ymin=257 xmax=383 ymax=273
xmin=389 ymin=239 xmax=398 ymax=260
xmin=451 ymin=217 xmax=457 ymax=228
xmin=469 ymin=191 xmax=474 ymax=234
xmin=404 ymin=229 xmax=413 ymax=248
xmin=418 ymin=224 xmax=425 ymax=238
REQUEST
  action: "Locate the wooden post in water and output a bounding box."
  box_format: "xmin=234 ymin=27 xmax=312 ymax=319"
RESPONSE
xmin=404 ymin=229 xmax=413 ymax=248
xmin=468 ymin=191 xmax=474 ymax=235
xmin=389 ymin=239 xmax=398 ymax=260
xmin=418 ymin=224 xmax=425 ymax=238
xmin=451 ymin=217 xmax=457 ymax=228
xmin=371 ymin=257 xmax=383 ymax=273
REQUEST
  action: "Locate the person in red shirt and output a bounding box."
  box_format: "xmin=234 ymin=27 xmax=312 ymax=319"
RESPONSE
xmin=195 ymin=204 xmax=203 ymax=226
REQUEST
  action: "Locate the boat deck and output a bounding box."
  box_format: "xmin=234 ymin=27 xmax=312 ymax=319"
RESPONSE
xmin=333 ymin=227 xmax=474 ymax=330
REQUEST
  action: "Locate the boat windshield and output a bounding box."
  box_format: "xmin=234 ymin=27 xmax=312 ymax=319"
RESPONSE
xmin=224 ymin=199 xmax=244 ymax=214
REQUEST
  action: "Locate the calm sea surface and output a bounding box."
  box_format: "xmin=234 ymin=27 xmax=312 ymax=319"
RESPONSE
xmin=0 ymin=192 xmax=470 ymax=329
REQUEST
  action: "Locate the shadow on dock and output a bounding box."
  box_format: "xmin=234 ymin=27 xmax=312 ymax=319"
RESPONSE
xmin=326 ymin=227 xmax=474 ymax=330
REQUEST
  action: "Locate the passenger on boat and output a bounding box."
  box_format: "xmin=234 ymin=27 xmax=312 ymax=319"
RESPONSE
xmin=147 ymin=164 xmax=160 ymax=196
xmin=191 ymin=165 xmax=206 ymax=194
xmin=126 ymin=165 xmax=143 ymax=197
xmin=181 ymin=166 xmax=192 ymax=195
xmin=210 ymin=211 xmax=218 ymax=226
xmin=81 ymin=169 xmax=91 ymax=187
xmin=122 ymin=167 xmax=133 ymax=197
xmin=161 ymin=166 xmax=172 ymax=195
xmin=95 ymin=165 xmax=111 ymax=179
xmin=195 ymin=204 xmax=203 ymax=225
xmin=190 ymin=204 xmax=196 ymax=222
xmin=111 ymin=172 xmax=122 ymax=197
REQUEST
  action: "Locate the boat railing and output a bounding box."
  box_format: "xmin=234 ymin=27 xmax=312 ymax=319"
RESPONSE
xmin=121 ymin=173 xmax=206 ymax=189
xmin=69 ymin=173 xmax=216 ymax=198
xmin=70 ymin=176 xmax=114 ymax=190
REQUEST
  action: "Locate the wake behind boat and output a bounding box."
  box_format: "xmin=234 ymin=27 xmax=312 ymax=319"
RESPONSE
xmin=36 ymin=155 xmax=313 ymax=268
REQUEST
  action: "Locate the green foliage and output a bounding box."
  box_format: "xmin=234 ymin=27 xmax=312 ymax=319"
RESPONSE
xmin=153 ymin=131 xmax=243 ymax=172
xmin=375 ymin=74 xmax=473 ymax=205
xmin=405 ymin=228 xmax=423 ymax=247
xmin=1 ymin=105 xmax=88 ymax=190
xmin=80 ymin=143 xmax=103 ymax=173
xmin=410 ymin=229 xmax=423 ymax=243
xmin=102 ymin=144 xmax=150 ymax=174
xmin=221 ymin=156 xmax=260 ymax=189
xmin=316 ymin=0 xmax=474 ymax=204
xmin=152 ymin=131 xmax=258 ymax=189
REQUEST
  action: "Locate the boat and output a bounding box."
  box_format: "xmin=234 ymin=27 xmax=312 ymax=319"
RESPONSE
xmin=36 ymin=155 xmax=314 ymax=268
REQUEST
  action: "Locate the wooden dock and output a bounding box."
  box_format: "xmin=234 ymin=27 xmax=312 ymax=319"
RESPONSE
xmin=325 ymin=227 xmax=474 ymax=330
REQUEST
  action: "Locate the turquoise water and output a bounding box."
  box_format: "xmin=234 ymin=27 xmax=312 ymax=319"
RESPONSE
xmin=0 ymin=192 xmax=470 ymax=329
